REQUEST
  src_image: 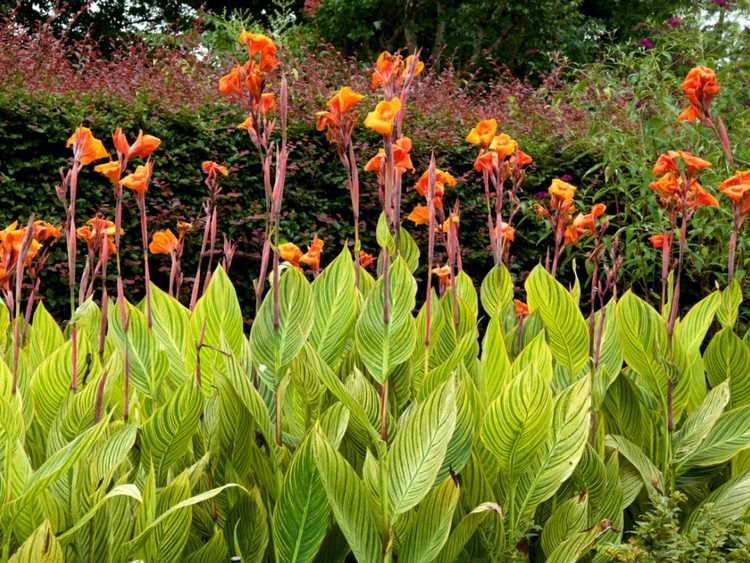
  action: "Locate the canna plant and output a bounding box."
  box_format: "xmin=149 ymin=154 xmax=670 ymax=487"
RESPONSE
xmin=2 ymin=36 xmax=750 ymax=563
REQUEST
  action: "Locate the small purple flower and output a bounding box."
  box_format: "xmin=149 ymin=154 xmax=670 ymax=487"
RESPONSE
xmin=533 ymin=191 xmax=547 ymax=200
xmin=666 ymin=15 xmax=681 ymax=28
xmin=635 ymin=99 xmax=643 ymax=109
xmin=561 ymin=174 xmax=574 ymax=183
xmin=640 ymin=38 xmax=654 ymax=50
xmin=712 ymin=0 xmax=729 ymax=8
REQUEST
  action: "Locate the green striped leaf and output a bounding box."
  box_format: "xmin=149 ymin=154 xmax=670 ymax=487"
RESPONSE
xmin=480 ymin=264 xmax=513 ymax=319
xmin=513 ymin=376 xmax=590 ymax=528
xmin=397 ymin=478 xmax=459 ymax=563
xmin=479 ymin=316 xmax=511 ymax=404
xmin=151 ymin=283 xmax=190 ymax=382
xmin=27 ymin=302 xmax=63 ymax=371
xmin=541 ymin=493 xmax=588 ymax=557
xmin=605 ymin=434 xmax=664 ymax=494
xmin=8 ymin=520 xmax=63 ymax=563
xmin=717 ymin=278 xmax=743 ymax=329
xmin=57 ymin=484 xmax=142 ymax=543
xmin=312 ymin=427 xmax=381 ymax=563
xmin=685 ymin=470 xmax=750 ymax=531
xmin=525 ymin=264 xmax=589 ymax=375
xmin=481 ymin=365 xmax=552 ymax=482
xmin=141 ymin=381 xmax=203 ymax=483
xmin=681 ymin=404 xmax=750 ymax=468
xmin=704 ymin=327 xmax=750 ymax=406
xmin=616 ymin=291 xmax=668 ymax=405
xmin=250 ymin=267 xmax=314 ymax=382
xmin=388 ymin=377 xmax=457 ymax=515
xmin=546 ymin=523 xmax=605 ymax=563
xmin=674 ymin=380 xmax=730 ymax=467
xmin=355 ymin=256 xmax=417 ymax=384
xmin=309 ymin=247 xmax=357 ymax=367
xmin=433 ymin=502 xmax=502 ymax=563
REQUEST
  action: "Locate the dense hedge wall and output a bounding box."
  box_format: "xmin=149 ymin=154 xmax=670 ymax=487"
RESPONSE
xmin=0 ymin=84 xmax=599 ymax=318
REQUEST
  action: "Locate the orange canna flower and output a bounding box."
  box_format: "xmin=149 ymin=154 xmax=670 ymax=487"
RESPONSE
xmin=514 ymin=299 xmax=529 ymax=318
xmin=121 ymin=163 xmax=152 ymax=195
xmin=473 ymin=149 xmax=496 ymax=173
xmin=358 ymin=251 xmax=375 ymax=269
xmin=239 ymin=31 xmax=277 ymax=71
xmin=466 ymin=119 xmax=498 ymax=147
xmin=489 ymin=133 xmax=518 ymax=159
xmin=300 ymin=236 xmax=325 ymax=270
xmin=649 ymin=233 xmax=668 ymax=250
xmin=237 ymin=115 xmax=255 ymax=132
xmin=177 ymin=221 xmax=193 ymax=239
xmin=649 ymin=172 xmax=680 ymax=196
xmin=149 ymin=229 xmax=178 ymax=255
xmin=688 ymin=181 xmax=719 ymax=209
xmin=719 ymin=170 xmax=750 ymax=203
xmin=87 ymin=217 xmax=120 ymax=237
xmin=328 ymin=86 xmax=365 ymax=114
xmin=404 ymin=55 xmax=424 ymax=79
xmin=94 ymin=161 xmax=122 ymax=184
xmin=279 ymin=242 xmax=303 ymax=266
xmin=219 ymin=65 xmax=243 ymax=96
xmin=371 ymin=51 xmax=396 ymax=90
xmin=432 ymin=265 xmax=451 ymax=288
xmin=415 ymin=168 xmax=456 ymax=204
xmin=407 ymin=204 xmax=430 ymax=225
xmin=255 ymin=92 xmax=276 ymax=115
xmin=127 ymin=130 xmax=161 ymax=160
xmin=512 ymin=150 xmax=533 ymax=168
xmin=201 ymin=161 xmax=229 ymax=176
xmin=113 ymin=128 xmax=130 ymax=155
xmin=32 ymin=221 xmax=61 ymax=243
xmin=440 ymin=213 xmax=460 ymax=233
xmin=364 ymin=137 xmax=413 ymax=174
xmin=548 ymin=178 xmax=576 ymax=207
xmin=497 ymin=222 xmax=515 ymax=242
xmin=678 ymin=66 xmax=719 ymax=121
xmin=652 ymin=150 xmax=711 ymax=176
xmin=315 ymin=111 xmax=337 ymax=132
xmin=66 ymin=127 xmax=108 ymax=165
xmin=364 ymin=98 xmax=401 ymax=136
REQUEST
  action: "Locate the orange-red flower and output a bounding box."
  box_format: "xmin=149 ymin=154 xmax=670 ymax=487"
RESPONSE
xmin=364 ymin=137 xmax=413 ymax=173
xmin=121 ymin=163 xmax=152 ymax=195
xmin=649 ymin=233 xmax=668 ymax=250
xmin=149 ymin=229 xmax=178 ymax=255
xmin=489 ymin=133 xmax=518 ymax=159
xmin=66 ymin=127 xmax=108 ymax=165
xmin=678 ymin=66 xmax=719 ymax=122
xmin=300 ymin=236 xmax=325 ymax=270
xmin=415 ymin=168 xmax=456 ymax=206
xmin=127 ymin=130 xmax=161 ymax=160
xmin=497 ymin=222 xmax=515 ymax=242
xmin=407 ymin=204 xmax=430 ymax=225
xmin=94 ymin=161 xmax=122 ymax=184
xmin=329 ymin=86 xmax=365 ymax=115
xmin=564 ymin=203 xmax=606 ymax=245
xmin=279 ymin=242 xmax=303 ymax=266
xmin=439 ymin=213 xmax=460 ymax=234
xmin=177 ymin=221 xmax=193 ymax=239
xmin=201 ymin=161 xmax=229 ymax=177
xmin=113 ymin=128 xmax=129 ymax=155
xmin=371 ymin=51 xmax=423 ymax=90
xmin=652 ymin=150 xmax=711 ymax=176
xmin=32 ymin=221 xmax=61 ymax=243
xmin=466 ymin=119 xmax=497 ymax=147
xmin=688 ymin=181 xmax=719 ymax=209
xmin=364 ymin=98 xmax=401 ymax=136
xmin=473 ymin=149 xmax=496 ymax=173
xmin=239 ymin=31 xmax=277 ymax=71
xmin=359 ymin=251 xmax=375 ymax=269
xmin=512 ymin=150 xmax=533 ymax=168
xmin=514 ymin=299 xmax=529 ymax=318
xmin=219 ymin=65 xmax=243 ymax=96
xmin=255 ymin=92 xmax=276 ymax=115
xmin=432 ymin=265 xmax=451 ymax=288
xmin=719 ymin=170 xmax=750 ymax=203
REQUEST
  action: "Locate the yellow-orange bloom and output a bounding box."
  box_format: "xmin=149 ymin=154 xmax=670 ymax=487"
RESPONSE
xmin=94 ymin=161 xmax=122 ymax=184
xmin=128 ymin=130 xmax=161 ymax=160
xmin=497 ymin=222 xmax=515 ymax=242
xmin=440 ymin=213 xmax=460 ymax=234
xmin=121 ymin=163 xmax=152 ymax=195
xmin=201 ymin=161 xmax=229 ymax=176
xmin=279 ymin=242 xmax=303 ymax=266
xmin=548 ymin=178 xmax=576 ymax=207
xmin=407 ymin=205 xmax=429 ymax=225
xmin=328 ymin=86 xmax=365 ymax=114
xmin=473 ymin=150 xmax=496 ymax=173
xmin=466 ymin=119 xmax=497 ymax=147
xmin=237 ymin=115 xmax=255 ymax=132
xmin=404 ymin=55 xmax=424 ymax=78
xmin=364 ymin=98 xmax=401 ymax=136
xmin=364 ymin=137 xmax=413 ymax=174
xmin=66 ymin=127 xmax=108 ymax=165
xmin=415 ymin=168 xmax=456 ymax=204
xmin=149 ymin=229 xmax=178 ymax=255
xmin=432 ymin=265 xmax=451 ymax=288
xmin=489 ymin=133 xmax=518 ymax=159
xmin=177 ymin=221 xmax=193 ymax=239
